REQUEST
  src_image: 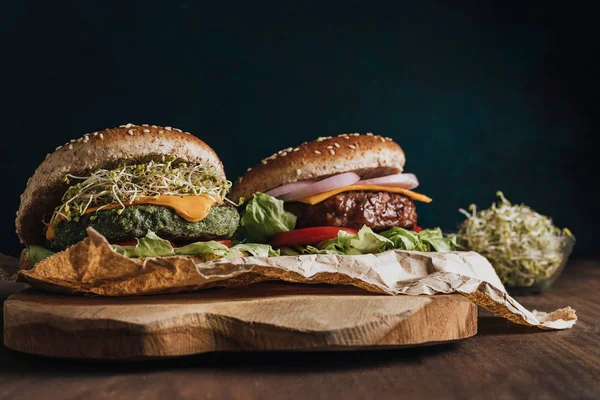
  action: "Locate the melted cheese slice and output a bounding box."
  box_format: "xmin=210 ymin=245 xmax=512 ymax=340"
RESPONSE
xmin=295 ymin=185 xmax=432 ymax=205
xmin=46 ymin=195 xmax=220 ymax=241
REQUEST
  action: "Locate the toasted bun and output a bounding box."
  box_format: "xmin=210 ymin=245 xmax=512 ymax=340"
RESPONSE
xmin=16 ymin=123 xmax=225 ymax=246
xmin=229 ymin=133 xmax=405 ymax=202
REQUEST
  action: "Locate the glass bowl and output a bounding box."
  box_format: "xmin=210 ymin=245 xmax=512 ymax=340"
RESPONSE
xmin=452 ymin=234 xmax=576 ymax=295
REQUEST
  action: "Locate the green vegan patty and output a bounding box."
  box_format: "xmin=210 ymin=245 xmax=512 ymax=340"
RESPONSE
xmin=49 ymin=204 xmax=240 ymax=251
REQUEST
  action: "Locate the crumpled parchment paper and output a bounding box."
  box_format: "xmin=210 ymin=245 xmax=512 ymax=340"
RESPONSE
xmin=14 ymin=228 xmax=576 ymax=330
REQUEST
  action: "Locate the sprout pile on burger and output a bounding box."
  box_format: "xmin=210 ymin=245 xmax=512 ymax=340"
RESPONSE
xmin=17 ymin=123 xmax=275 ymax=267
xmin=230 ymin=133 xmax=456 ymax=255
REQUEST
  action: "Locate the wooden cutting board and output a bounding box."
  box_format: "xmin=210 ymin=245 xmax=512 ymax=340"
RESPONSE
xmin=3 ymin=283 xmax=477 ymax=359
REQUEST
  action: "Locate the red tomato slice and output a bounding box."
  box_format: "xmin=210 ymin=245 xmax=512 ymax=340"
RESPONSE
xmin=412 ymin=225 xmax=423 ymax=233
xmin=213 ymin=239 xmax=232 ymax=248
xmin=271 ymin=227 xmax=358 ymax=248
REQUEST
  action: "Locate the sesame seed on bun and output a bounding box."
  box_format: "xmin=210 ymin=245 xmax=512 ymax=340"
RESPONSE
xmin=16 ymin=123 xmax=225 ymax=246
xmin=229 ymin=133 xmax=406 ymax=202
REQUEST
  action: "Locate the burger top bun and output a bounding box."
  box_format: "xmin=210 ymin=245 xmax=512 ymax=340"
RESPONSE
xmin=229 ymin=133 xmax=406 ymax=202
xmin=16 ymin=123 xmax=225 ymax=246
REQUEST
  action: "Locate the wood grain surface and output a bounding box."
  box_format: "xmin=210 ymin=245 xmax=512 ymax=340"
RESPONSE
xmin=1 ymin=260 xmax=599 ymax=400
xmin=3 ymin=286 xmax=477 ymax=359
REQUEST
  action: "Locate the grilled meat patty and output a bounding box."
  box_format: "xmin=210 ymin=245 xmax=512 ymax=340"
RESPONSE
xmin=285 ymin=191 xmax=417 ymax=231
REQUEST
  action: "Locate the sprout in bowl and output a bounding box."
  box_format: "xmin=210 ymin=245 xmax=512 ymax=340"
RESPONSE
xmin=454 ymin=191 xmax=575 ymax=294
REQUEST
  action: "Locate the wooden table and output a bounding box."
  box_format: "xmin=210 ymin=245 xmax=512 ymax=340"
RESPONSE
xmin=1 ymin=260 xmax=598 ymax=400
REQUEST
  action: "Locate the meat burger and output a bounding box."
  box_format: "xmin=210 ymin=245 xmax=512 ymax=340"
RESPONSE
xmin=230 ymin=133 xmax=433 ymax=249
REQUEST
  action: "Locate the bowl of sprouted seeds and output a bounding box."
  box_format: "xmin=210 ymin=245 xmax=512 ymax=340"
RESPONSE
xmin=453 ymin=192 xmax=575 ymax=295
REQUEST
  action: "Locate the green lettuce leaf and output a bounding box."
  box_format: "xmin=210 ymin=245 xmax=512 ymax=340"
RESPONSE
xmin=175 ymin=241 xmax=232 ymax=257
xmin=417 ymin=228 xmax=457 ymax=252
xmin=112 ymin=231 xmax=175 ymax=258
xmin=302 ymin=245 xmax=346 ymax=255
xmin=231 ymin=243 xmax=280 ymax=257
xmin=347 ymin=226 xmax=392 ymax=253
xmin=111 ymin=230 xmax=280 ymax=259
xmin=379 ymin=227 xmax=428 ymax=251
xmin=305 ymin=226 xmax=392 ymax=255
xmin=380 ymin=227 xmax=457 ymax=252
xmin=279 ymin=247 xmax=302 ymax=256
xmin=28 ymin=245 xmax=56 ymax=265
xmin=239 ymin=193 xmax=297 ymax=242
xmin=303 ymin=226 xmax=456 ymax=255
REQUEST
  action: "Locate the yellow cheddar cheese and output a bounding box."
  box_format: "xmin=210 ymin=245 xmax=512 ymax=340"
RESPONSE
xmin=295 ymin=185 xmax=432 ymax=205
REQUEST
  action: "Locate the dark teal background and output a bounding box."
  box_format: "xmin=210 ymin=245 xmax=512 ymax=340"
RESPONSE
xmin=1 ymin=1 xmax=596 ymax=257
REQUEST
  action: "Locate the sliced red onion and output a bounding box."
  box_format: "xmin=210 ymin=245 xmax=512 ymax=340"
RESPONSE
xmin=279 ymin=172 xmax=361 ymax=201
xmin=265 ymin=179 xmax=317 ymax=198
xmin=356 ymin=173 xmax=419 ymax=189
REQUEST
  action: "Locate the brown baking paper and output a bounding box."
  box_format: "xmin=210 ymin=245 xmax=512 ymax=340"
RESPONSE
xmin=15 ymin=228 xmax=576 ymax=330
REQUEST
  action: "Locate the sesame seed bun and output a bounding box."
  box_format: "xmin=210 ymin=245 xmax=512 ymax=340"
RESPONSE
xmin=229 ymin=133 xmax=406 ymax=202
xmin=16 ymin=123 xmax=225 ymax=246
